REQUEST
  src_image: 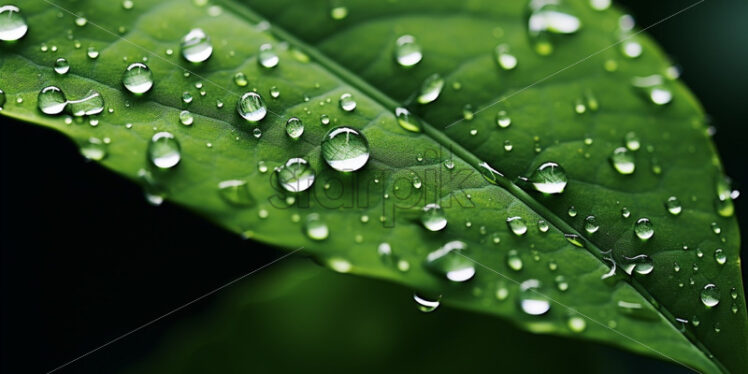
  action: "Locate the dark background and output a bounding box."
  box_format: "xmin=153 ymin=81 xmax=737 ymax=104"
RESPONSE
xmin=2 ymin=0 xmax=746 ymax=373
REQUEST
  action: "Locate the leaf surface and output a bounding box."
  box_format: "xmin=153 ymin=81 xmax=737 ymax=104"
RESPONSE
xmin=0 ymin=0 xmax=745 ymax=372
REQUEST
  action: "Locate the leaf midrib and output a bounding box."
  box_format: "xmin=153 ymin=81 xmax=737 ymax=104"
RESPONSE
xmin=217 ymin=1 xmax=726 ymax=371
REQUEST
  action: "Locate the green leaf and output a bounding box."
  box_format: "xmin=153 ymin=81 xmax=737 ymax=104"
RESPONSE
xmin=0 ymin=0 xmax=745 ymax=372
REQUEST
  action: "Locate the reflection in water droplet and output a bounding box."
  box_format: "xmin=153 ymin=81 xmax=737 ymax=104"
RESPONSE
xmin=425 ymin=241 xmax=475 ymax=282
xmin=237 ymin=92 xmax=267 ymax=122
xmin=277 ymin=157 xmax=316 ymax=192
xmin=0 ymin=5 xmax=28 ymax=41
xmin=700 ymin=284 xmax=720 ymax=308
xmin=285 ymin=117 xmax=304 ymax=139
xmin=529 ymin=162 xmax=567 ymax=194
xmin=148 ymin=132 xmax=181 ymax=169
xmin=37 ymin=86 xmax=67 ymax=115
xmin=321 ymin=126 xmax=370 ymax=172
xmin=634 ymin=218 xmax=654 ymax=240
xmin=122 ymin=62 xmax=154 ymax=94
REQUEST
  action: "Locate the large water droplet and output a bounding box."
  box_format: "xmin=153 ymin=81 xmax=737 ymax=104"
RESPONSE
xmin=304 ymin=213 xmax=329 ymax=240
xmin=425 ymin=240 xmax=475 ymax=282
xmin=622 ymin=254 xmax=653 ymax=275
xmin=529 ymin=161 xmax=567 ymax=194
xmin=321 ymin=126 xmax=370 ymax=172
xmin=148 ymin=132 xmax=181 ymax=169
xmin=339 ymin=93 xmax=357 ymax=112
xmin=0 ymin=5 xmax=28 ymax=41
xmin=413 ymin=292 xmax=441 ymax=313
xmin=258 ymin=43 xmax=279 ymax=68
xmin=610 ymin=147 xmax=635 ymax=174
xmin=421 ymin=203 xmax=447 ymax=231
xmin=277 ymin=158 xmax=316 ymax=192
xmin=519 ymin=279 xmax=550 ymax=315
xmin=122 ymin=62 xmax=153 ymax=94
xmin=285 ymin=117 xmax=304 ymax=139
xmin=416 ymin=73 xmax=444 ymax=104
xmin=218 ymin=180 xmax=255 ymax=206
xmin=395 ymin=35 xmax=422 ymax=68
xmin=700 ymin=284 xmax=720 ymax=308
xmin=181 ymin=28 xmax=213 ymax=63
xmin=634 ymin=218 xmax=654 ymax=240
xmin=237 ymin=92 xmax=267 ymax=122
xmin=37 ymin=86 xmax=67 ymax=115
xmin=54 ymin=58 xmax=70 ymax=75
xmin=506 ymin=216 xmax=527 ymax=236
xmin=68 ymin=90 xmax=104 ymax=116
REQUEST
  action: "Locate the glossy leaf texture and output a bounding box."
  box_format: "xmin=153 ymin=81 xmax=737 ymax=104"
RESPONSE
xmin=0 ymin=0 xmax=744 ymax=372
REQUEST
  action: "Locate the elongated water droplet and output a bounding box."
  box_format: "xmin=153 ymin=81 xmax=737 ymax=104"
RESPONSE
xmin=237 ymin=92 xmax=267 ymax=122
xmin=622 ymin=254 xmax=653 ymax=275
xmin=634 ymin=218 xmax=654 ymax=240
xmin=122 ymin=62 xmax=153 ymax=94
xmin=54 ymin=58 xmax=70 ymax=75
xmin=304 ymin=213 xmax=329 ymax=240
xmin=610 ymin=147 xmax=635 ymax=174
xmin=519 ymin=279 xmax=550 ymax=315
xmin=181 ymin=28 xmax=213 ymax=63
xmin=417 ymin=73 xmax=444 ymax=104
xmin=425 ymin=240 xmax=475 ymax=282
xmin=395 ymin=35 xmax=422 ymax=68
xmin=80 ymin=137 xmax=107 ymax=161
xmin=701 ymin=284 xmax=720 ymax=308
xmin=179 ymin=110 xmax=194 ymax=126
xmin=277 ymin=158 xmax=316 ymax=192
xmin=339 ymin=93 xmax=356 ymax=112
xmin=148 ymin=132 xmax=181 ymax=169
xmin=714 ymin=248 xmax=726 ymax=265
xmin=506 ymin=216 xmax=527 ymax=236
xmin=616 ymin=300 xmax=658 ymax=320
xmin=665 ymin=196 xmax=682 ymax=215
xmin=285 ymin=117 xmax=304 ymax=139
xmin=0 ymin=5 xmax=28 ymax=41
xmin=494 ymin=44 xmax=518 ymax=70
xmin=395 ymin=107 xmax=421 ymax=132
xmin=632 ymin=75 xmax=672 ymax=105
xmin=529 ymin=161 xmax=567 ymax=194
xmin=321 ymin=126 xmax=370 ymax=172
xmin=421 ymin=203 xmax=447 ymax=231
xmin=218 ymin=179 xmax=255 ymax=206
xmin=68 ymin=90 xmax=104 ymax=116
xmin=258 ymin=43 xmax=279 ymax=68
xmin=584 ymin=215 xmax=599 ymax=233
xmin=507 ymin=249 xmax=523 ymax=271
xmin=413 ymin=292 xmax=441 ymax=313
xmin=37 ymin=86 xmax=67 ymax=115
xmin=715 ymin=177 xmax=735 ymax=217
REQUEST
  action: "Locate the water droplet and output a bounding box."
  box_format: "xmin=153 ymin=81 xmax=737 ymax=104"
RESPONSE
xmin=181 ymin=91 xmax=193 ymax=105
xmin=462 ymin=104 xmax=474 ymax=121
xmin=330 ymin=5 xmax=348 ymax=20
xmin=622 ymin=254 xmax=653 ymax=275
xmin=519 ymin=279 xmax=550 ymax=315
xmin=589 ymin=0 xmax=611 ymax=11
xmin=37 ymin=86 xmax=67 ymax=115
xmin=421 ymin=203 xmax=447 ymax=232
xmin=270 ymin=86 xmax=280 ymax=98
xmin=181 ymin=28 xmax=213 ymax=63
xmin=258 ymin=43 xmax=279 ymax=68
xmin=237 ymin=92 xmax=267 ymax=122
xmin=413 ymin=292 xmax=441 ymax=313
xmin=277 ymin=157 xmax=315 ymax=192
xmin=122 ymin=62 xmax=153 ymax=94
xmin=567 ymin=206 xmax=577 ymax=217
xmin=624 ymin=132 xmax=640 ymax=151
xmin=68 ymin=90 xmax=104 ymax=116
xmin=568 ymin=316 xmax=586 ymax=332
xmin=321 ymin=126 xmax=370 ymax=172
xmin=621 ymin=207 xmax=631 ymax=218
xmin=74 ymin=16 xmax=87 ymax=27
xmin=527 ymin=1 xmax=582 ymax=55
xmin=285 ymin=117 xmax=304 ymax=139
xmin=339 ymin=93 xmax=356 ymax=112
xmin=714 ymin=248 xmax=726 ymax=265
xmin=86 ymin=46 xmax=99 ymax=59
xmin=80 ymin=137 xmax=107 ymax=161
xmin=304 ymin=213 xmax=329 ymax=240
xmin=700 ymin=284 xmax=720 ymax=308
xmin=616 ymin=300 xmax=658 ymax=320
xmin=148 ymin=132 xmax=181 ymax=169
xmin=711 ymin=222 xmax=721 ymax=235
xmin=320 ymin=114 xmax=330 ymax=125
xmin=621 ymin=40 xmax=642 ymax=58
xmin=417 ymin=73 xmax=444 ymax=104
xmin=584 ymin=215 xmax=599 ymax=233
xmin=425 ymin=240 xmax=474 ymax=282
xmin=122 ymin=0 xmax=134 ymax=10
xmin=496 ymin=110 xmax=511 ymax=128
xmin=218 ymin=180 xmax=255 ymax=206
xmin=54 ymin=58 xmax=70 ymax=75
xmin=0 ymin=5 xmax=28 ymax=41
xmin=610 ymin=147 xmax=635 ymax=174
xmin=529 ymin=162 xmax=567 ymax=194
xmin=507 ymin=249 xmax=523 ymax=271
xmin=395 ymin=35 xmax=422 ymax=67
xmin=233 ymin=72 xmax=248 ymax=87
xmin=665 ymin=196 xmax=682 ymax=215
xmin=537 ymin=220 xmax=550 ymax=233
xmin=179 ymin=110 xmax=194 ymax=126
xmin=506 ymin=216 xmax=527 ymax=236
xmin=503 ymin=140 xmax=513 ymax=151
xmin=715 ymin=177 xmax=735 ymax=217
xmin=632 ymin=75 xmax=672 ymax=105
xmin=555 ymin=275 xmax=569 ymax=291
xmin=634 ymin=218 xmax=654 ymax=240
xmin=0 ymin=88 xmax=5 ymax=109
xmin=494 ymin=44 xmax=518 ymax=70
xmin=395 ymin=107 xmax=421 ymax=132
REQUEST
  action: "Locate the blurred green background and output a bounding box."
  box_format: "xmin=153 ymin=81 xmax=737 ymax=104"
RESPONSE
xmin=1 ymin=0 xmax=746 ymax=373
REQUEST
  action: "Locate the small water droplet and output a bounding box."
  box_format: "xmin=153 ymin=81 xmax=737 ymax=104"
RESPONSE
xmin=568 ymin=316 xmax=586 ymax=332
xmin=0 ymin=5 xmax=28 ymax=41
xmin=80 ymin=137 xmax=107 ymax=161
xmin=507 ymin=250 xmax=523 ymax=271
xmin=700 ymin=284 xmax=720 ymax=308
xmin=632 ymin=75 xmax=672 ymax=105
xmin=494 ymin=43 xmax=518 ymax=70
xmin=624 ymin=131 xmax=640 ymax=151
xmin=610 ymin=147 xmax=635 ymax=174
xmin=330 ymin=5 xmax=348 ymax=20
xmin=270 ymin=86 xmax=280 ymax=98
xmin=320 ymin=114 xmax=330 ymax=125
xmin=122 ymin=62 xmax=153 ymax=94
xmin=252 ymin=127 xmax=262 ymax=139
xmin=715 ymin=177 xmax=735 ymax=217
xmin=621 ymin=207 xmax=631 ymax=218
xmin=425 ymin=240 xmax=475 ymax=282
xmin=413 ymin=292 xmax=441 ymax=313
xmin=395 ymin=35 xmax=422 ymax=68
xmin=304 ymin=213 xmax=329 ymax=240
xmin=503 ymin=140 xmax=513 ymax=151
xmin=496 ymin=110 xmax=511 ymax=128
xmin=54 ymin=58 xmax=70 ymax=75
xmin=339 ymin=92 xmax=356 ymax=112
xmin=86 ymin=46 xmax=99 ymax=59
xmin=285 ymin=117 xmax=304 ymax=139
xmin=421 ymin=203 xmax=447 ymax=231
xmin=321 ymin=126 xmax=370 ymax=172
xmin=584 ymin=216 xmax=599 ymax=233
xmin=506 ymin=216 xmax=527 ymax=236
xmin=37 ymin=86 xmax=67 ymax=115
xmin=537 ymin=220 xmax=549 ymax=233
xmin=567 ymin=206 xmax=577 ymax=217
xmin=462 ymin=104 xmax=474 ymax=121
xmin=417 ymin=73 xmax=444 ymax=104
xmin=148 ymin=132 xmax=181 ymax=169
xmin=529 ymin=162 xmax=567 ymax=194
xmin=258 ymin=43 xmax=279 ymax=68
xmin=181 ymin=28 xmax=213 ymax=63
xmin=277 ymin=157 xmax=315 ymax=192
xmin=714 ymin=248 xmax=726 ymax=265
xmin=74 ymin=16 xmax=87 ymax=27
xmin=237 ymin=92 xmax=267 ymax=122
xmin=179 ymin=110 xmax=194 ymax=126
xmin=665 ymin=196 xmax=682 ymax=215
xmin=634 ymin=218 xmax=654 ymax=240
xmin=395 ymin=107 xmax=421 ymax=132
xmin=519 ymin=279 xmax=550 ymax=315
xmin=122 ymin=0 xmax=134 ymax=10
xmin=233 ymin=72 xmax=248 ymax=87
xmin=589 ymin=0 xmax=611 ymax=11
